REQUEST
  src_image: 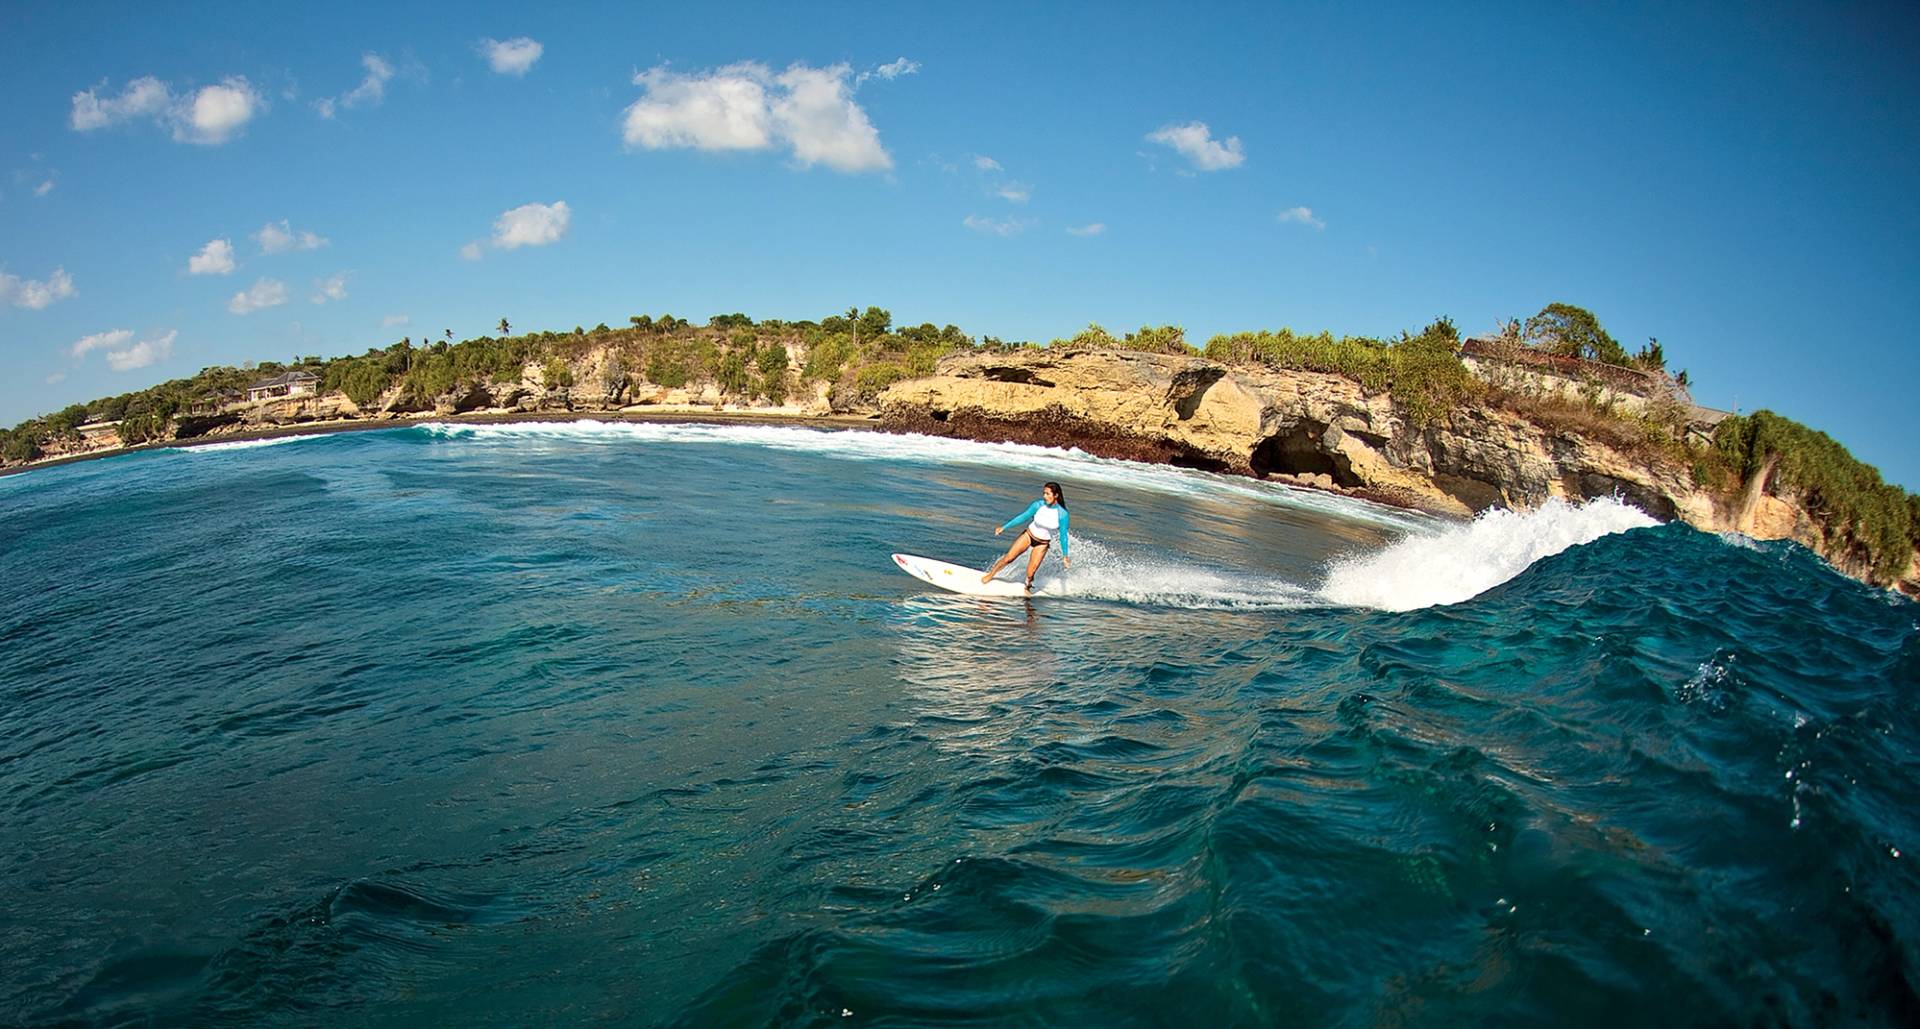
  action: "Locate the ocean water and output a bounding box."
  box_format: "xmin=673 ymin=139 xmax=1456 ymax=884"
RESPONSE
xmin=0 ymin=421 xmax=1914 ymax=1026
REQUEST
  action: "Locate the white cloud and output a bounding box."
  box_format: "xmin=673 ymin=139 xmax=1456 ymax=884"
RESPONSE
xmin=187 ymin=238 xmax=237 ymax=275
xmin=70 ymin=328 xmax=133 ymax=359
xmin=1145 ymin=121 xmax=1245 ymax=171
xmin=480 ymin=37 xmax=543 ymax=76
xmin=316 ymin=53 xmax=395 ymax=118
xmin=253 ymin=219 xmax=328 ymax=254
xmin=972 ymin=154 xmax=1001 ymax=171
xmin=33 ymin=178 xmax=55 ymax=197
xmin=177 ymin=78 xmax=263 ymax=143
xmin=106 ymin=329 xmax=176 ymax=371
xmin=382 ymin=313 xmax=410 ymax=327
xmin=45 ymin=371 xmax=66 ymax=385
xmin=962 ymin=214 xmax=1032 ymax=237
xmin=623 ymin=61 xmax=892 ymax=173
xmin=228 ymin=277 xmax=289 ymax=314
xmin=994 ymin=181 xmax=1031 ymax=204
xmin=71 ymin=75 xmax=262 ymax=144
xmin=491 ymin=200 xmax=570 ymax=249
xmin=1277 ymin=206 xmax=1325 ymax=229
xmin=459 ymin=241 xmax=484 ymax=261
xmin=311 ymin=272 xmax=350 ymax=303
xmin=0 ymin=266 xmax=77 ymax=309
xmin=1066 ymin=222 xmax=1106 ymax=237
xmin=69 ymin=76 xmax=171 ymax=131
xmin=856 ymin=57 xmax=919 ymax=84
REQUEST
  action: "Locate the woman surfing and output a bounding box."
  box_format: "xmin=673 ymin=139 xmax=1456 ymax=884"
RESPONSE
xmin=982 ymin=482 xmax=1071 ymax=592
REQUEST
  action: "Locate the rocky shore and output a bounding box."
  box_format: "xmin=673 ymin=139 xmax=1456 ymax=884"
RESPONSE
xmin=876 ymin=348 xmax=1919 ymax=595
xmin=8 ymin=342 xmax=1915 ymax=596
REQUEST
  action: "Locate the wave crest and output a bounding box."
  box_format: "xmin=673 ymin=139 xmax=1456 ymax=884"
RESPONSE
xmin=1319 ymin=497 xmax=1657 ymax=612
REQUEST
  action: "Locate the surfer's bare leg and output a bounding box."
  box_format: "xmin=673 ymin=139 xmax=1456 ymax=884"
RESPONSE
xmin=983 ymin=534 xmax=1032 ymax=581
xmin=1023 ymin=545 xmax=1049 ymax=590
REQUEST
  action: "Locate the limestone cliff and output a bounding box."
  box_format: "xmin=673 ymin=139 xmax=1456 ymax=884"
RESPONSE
xmin=877 ymin=348 xmax=1919 ymax=595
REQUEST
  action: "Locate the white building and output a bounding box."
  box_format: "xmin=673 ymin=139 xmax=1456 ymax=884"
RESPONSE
xmin=245 ymin=371 xmax=320 ymax=403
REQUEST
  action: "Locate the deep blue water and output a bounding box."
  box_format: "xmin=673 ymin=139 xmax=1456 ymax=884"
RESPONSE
xmin=0 ymin=422 xmax=1915 ymax=1026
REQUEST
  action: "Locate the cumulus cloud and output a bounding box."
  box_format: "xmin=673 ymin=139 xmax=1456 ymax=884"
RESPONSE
xmin=491 ymin=200 xmax=570 ymax=249
xmin=623 ymin=62 xmax=892 ymax=173
xmin=311 ymin=272 xmax=350 ymax=304
xmin=254 ymin=219 xmax=328 ymax=254
xmin=1276 ymin=206 xmax=1325 ymax=229
xmin=187 ymin=238 xmax=237 ymax=275
xmin=972 ymin=154 xmax=1001 ymax=171
xmin=0 ymin=266 xmax=77 ymax=309
xmin=962 ymin=214 xmax=1032 ymax=237
xmin=228 ymin=277 xmax=289 ymax=314
xmin=315 ymin=53 xmax=395 ymax=118
xmin=994 ymin=181 xmax=1031 ymax=204
xmin=70 ymin=75 xmax=263 ymax=144
xmin=856 ymin=57 xmax=919 ymax=84
xmin=480 ymin=37 xmax=543 ymax=75
xmin=70 ymin=328 xmax=133 ymax=359
xmin=1066 ymin=222 xmax=1106 ymax=237
xmin=106 ymin=329 xmax=176 ymax=371
xmin=459 ymin=241 xmax=483 ymax=261
xmin=69 ymin=76 xmax=171 ymax=131
xmin=33 ymin=178 xmax=55 ymax=197
xmin=1145 ymin=121 xmax=1245 ymax=171
xmin=178 ymin=79 xmax=264 ymax=143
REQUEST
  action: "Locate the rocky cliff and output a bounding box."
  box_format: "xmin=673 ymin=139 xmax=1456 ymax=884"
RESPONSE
xmin=878 ymin=348 xmax=1920 ymax=594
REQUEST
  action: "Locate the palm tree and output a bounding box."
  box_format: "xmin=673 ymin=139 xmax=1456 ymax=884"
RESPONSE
xmin=444 ymin=328 xmax=453 ymax=342
xmin=497 ymin=318 xmax=510 ymax=337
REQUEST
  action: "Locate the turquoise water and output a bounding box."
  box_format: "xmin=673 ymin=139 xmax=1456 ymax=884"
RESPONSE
xmin=1 ymin=422 xmax=1915 ymax=1025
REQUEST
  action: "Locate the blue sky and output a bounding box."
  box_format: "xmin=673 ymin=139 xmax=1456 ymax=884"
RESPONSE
xmin=2 ymin=1 xmax=1916 ymax=486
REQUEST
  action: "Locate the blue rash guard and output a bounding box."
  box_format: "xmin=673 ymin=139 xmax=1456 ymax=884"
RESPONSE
xmin=1001 ymin=501 xmax=1070 ymax=557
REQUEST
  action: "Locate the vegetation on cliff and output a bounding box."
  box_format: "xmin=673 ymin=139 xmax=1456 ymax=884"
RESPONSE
xmin=1201 ymin=318 xmax=1480 ymax=428
xmin=1711 ymin=411 xmax=1920 ymax=580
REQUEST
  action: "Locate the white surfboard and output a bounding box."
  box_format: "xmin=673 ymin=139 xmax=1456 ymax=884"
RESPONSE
xmin=892 ymin=553 xmax=1038 ymax=598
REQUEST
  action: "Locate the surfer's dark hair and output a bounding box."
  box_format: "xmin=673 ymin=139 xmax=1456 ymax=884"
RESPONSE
xmin=1044 ymin=481 xmax=1065 ymax=507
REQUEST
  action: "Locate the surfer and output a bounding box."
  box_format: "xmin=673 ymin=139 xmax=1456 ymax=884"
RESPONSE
xmin=982 ymin=482 xmax=1071 ymax=592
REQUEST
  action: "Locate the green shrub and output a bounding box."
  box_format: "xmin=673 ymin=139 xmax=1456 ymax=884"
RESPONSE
xmin=716 ymin=351 xmax=750 ymax=395
xmin=324 ymin=358 xmax=392 ymax=407
xmin=855 ymin=362 xmax=909 ymax=395
xmin=804 ymin=333 xmax=854 ymax=380
xmin=3 ymin=430 xmax=42 ymax=462
xmin=543 ymin=358 xmax=574 ymax=388
xmin=1053 ymin=323 xmax=1121 ymax=350
xmin=1714 ymin=411 xmax=1917 ymax=580
xmin=756 ymin=344 xmax=790 ymax=403
xmin=1123 ymin=325 xmax=1194 ymax=354
xmin=1202 ymin=319 xmax=1476 ymax=427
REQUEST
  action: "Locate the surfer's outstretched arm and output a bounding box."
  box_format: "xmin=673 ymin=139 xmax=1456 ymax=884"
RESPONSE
xmin=998 ymin=501 xmax=1041 ymax=535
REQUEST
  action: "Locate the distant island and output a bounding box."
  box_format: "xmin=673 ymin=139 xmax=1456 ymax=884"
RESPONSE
xmin=6 ymin=304 xmax=1915 ymax=596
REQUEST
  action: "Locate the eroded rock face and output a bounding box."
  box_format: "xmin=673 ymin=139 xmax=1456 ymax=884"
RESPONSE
xmin=881 ymin=348 xmax=1725 ymax=528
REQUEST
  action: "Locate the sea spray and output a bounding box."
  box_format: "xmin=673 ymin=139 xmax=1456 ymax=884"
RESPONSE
xmin=1318 ymin=496 xmax=1657 ymax=611
xmin=1042 ymin=537 xmax=1317 ymax=609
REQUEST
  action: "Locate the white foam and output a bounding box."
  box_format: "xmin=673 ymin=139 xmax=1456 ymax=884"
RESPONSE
xmin=415 ymin=420 xmax=1431 ymax=531
xmin=1027 ymin=537 xmax=1318 ymax=609
xmin=1318 ymin=496 xmax=1657 ymax=612
xmin=167 ymin=435 xmax=313 ymax=455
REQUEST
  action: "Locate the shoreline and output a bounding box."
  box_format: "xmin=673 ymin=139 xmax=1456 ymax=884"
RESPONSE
xmin=0 ymin=409 xmax=883 ymax=480
xmin=0 ymin=405 xmax=1430 ymax=518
